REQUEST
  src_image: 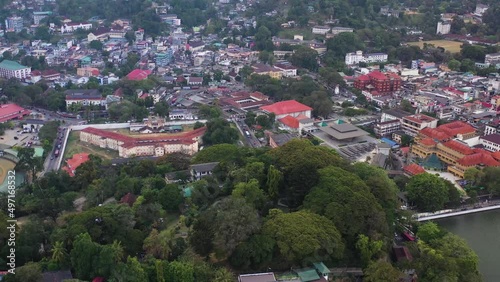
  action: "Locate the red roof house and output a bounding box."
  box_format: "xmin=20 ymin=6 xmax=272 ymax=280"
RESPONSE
xmin=279 ymin=115 xmax=300 ymax=129
xmin=62 ymin=153 xmax=90 ymax=177
xmin=260 ymin=100 xmax=312 ymax=118
xmin=403 ymin=164 xmax=426 ymax=176
xmin=126 ymin=69 xmax=152 ymax=81
xmin=0 ymin=103 xmax=30 ymax=123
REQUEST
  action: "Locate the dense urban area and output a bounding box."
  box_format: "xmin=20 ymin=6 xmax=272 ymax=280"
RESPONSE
xmin=0 ymin=0 xmax=499 ymax=281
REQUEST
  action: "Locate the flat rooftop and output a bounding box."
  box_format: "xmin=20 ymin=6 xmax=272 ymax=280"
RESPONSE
xmin=319 ymin=122 xmax=369 ymax=140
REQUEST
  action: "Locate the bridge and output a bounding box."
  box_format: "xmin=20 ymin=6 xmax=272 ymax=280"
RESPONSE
xmin=414 ymin=202 xmax=500 ymax=221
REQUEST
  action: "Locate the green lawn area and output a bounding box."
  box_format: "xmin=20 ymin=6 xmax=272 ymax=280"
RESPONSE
xmin=278 ymin=28 xmax=315 ymax=40
xmin=64 ymin=131 xmax=119 ymax=160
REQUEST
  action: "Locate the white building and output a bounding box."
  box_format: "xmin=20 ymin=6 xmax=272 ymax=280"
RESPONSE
xmin=312 ymin=26 xmax=331 ymax=35
xmin=0 ymin=60 xmax=31 ymax=79
xmin=330 ymin=27 xmax=354 ymax=35
xmin=485 ymin=53 xmax=500 ymax=66
xmin=436 ymin=21 xmax=451 ymax=35
xmin=65 ymin=89 xmax=105 ymax=107
xmin=345 ymin=51 xmax=388 ymax=65
xmin=475 ymin=4 xmax=489 ymax=16
xmin=5 ymin=16 xmax=23 ymax=32
xmin=33 ymin=11 xmax=52 ymax=25
xmin=480 ymin=134 xmax=500 ymax=152
xmin=401 ymin=114 xmax=438 ymax=137
xmin=61 ymin=22 xmax=93 ymax=33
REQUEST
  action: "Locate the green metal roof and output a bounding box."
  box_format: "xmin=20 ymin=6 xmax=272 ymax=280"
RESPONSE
xmin=313 ymin=262 xmax=330 ymax=275
xmin=296 ymin=268 xmax=320 ymax=282
xmin=0 ymin=60 xmax=28 ymax=71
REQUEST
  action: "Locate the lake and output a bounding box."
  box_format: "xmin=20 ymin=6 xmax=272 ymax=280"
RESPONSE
xmin=437 ymin=209 xmax=500 ymax=282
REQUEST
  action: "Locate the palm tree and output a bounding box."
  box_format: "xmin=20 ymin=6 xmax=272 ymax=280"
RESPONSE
xmin=51 ymin=241 xmax=67 ymax=264
xmin=111 ymin=240 xmax=125 ymax=263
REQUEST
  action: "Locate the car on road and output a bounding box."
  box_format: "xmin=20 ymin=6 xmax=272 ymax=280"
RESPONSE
xmin=50 ymin=156 xmax=54 ymax=160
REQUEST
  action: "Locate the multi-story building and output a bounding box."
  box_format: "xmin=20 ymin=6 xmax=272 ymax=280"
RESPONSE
xmin=480 ymin=134 xmax=500 ymax=152
xmin=252 ymin=63 xmax=283 ymax=80
xmin=484 ymin=121 xmax=500 ymax=135
xmin=61 ymin=22 xmax=93 ymax=33
xmin=374 ymin=119 xmax=401 ymax=137
xmin=5 ymin=16 xmax=23 ymax=32
xmin=409 ymin=121 xmax=495 ymax=178
xmin=79 ymin=126 xmax=205 ymax=158
xmin=436 ymin=21 xmax=451 ymax=35
xmin=401 ymin=114 xmax=438 ymax=136
xmin=345 ymin=51 xmax=388 ymax=65
xmin=0 ymin=60 xmax=31 ymax=79
xmin=33 ymin=11 xmax=52 ymax=25
xmin=354 ymin=71 xmax=401 ymax=94
xmin=65 ymin=89 xmax=105 ymax=107
xmin=485 ymin=53 xmax=500 ymax=66
xmin=260 ymin=100 xmax=312 ymax=120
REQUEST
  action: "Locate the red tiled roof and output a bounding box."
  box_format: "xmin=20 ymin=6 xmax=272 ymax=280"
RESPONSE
xmin=442 ymin=140 xmax=474 ymax=155
xmin=403 ymin=163 xmax=426 ymax=176
xmin=420 ymin=138 xmax=436 ymax=146
xmin=356 ymin=74 xmax=370 ymax=81
xmin=260 ymin=100 xmax=312 ymax=115
xmin=457 ymin=153 xmax=500 ymax=167
xmin=368 ymin=71 xmax=388 ymax=81
xmin=80 ymin=126 xmax=206 ymax=148
xmin=491 ymin=151 xmax=500 ymax=161
xmin=62 ymin=153 xmax=90 ymax=177
xmin=279 ymin=115 xmax=299 ymax=128
xmin=419 ymin=127 xmax=450 ymax=141
xmin=0 ymin=103 xmax=30 ymax=122
xmin=92 ymin=277 xmax=105 ymax=282
xmin=438 ymin=121 xmax=475 ymax=136
xmin=126 ymin=69 xmax=152 ymax=80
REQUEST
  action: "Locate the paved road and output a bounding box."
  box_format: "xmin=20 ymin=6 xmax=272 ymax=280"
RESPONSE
xmin=233 ymin=119 xmax=262 ymax=148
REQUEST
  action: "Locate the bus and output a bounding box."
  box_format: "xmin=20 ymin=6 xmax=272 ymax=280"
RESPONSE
xmin=54 ymin=150 xmax=60 ymax=157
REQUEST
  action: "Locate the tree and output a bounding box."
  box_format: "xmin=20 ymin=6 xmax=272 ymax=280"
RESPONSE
xmin=255 ymin=26 xmax=273 ymax=51
xmin=268 ymin=139 xmax=346 ymax=207
xmin=480 ymin=167 xmax=500 ymax=195
xmin=290 ymin=47 xmax=319 ymax=71
xmin=303 ymin=166 xmax=389 ymax=244
xmin=208 ymin=197 xmax=261 ymax=257
xmin=417 ymin=222 xmax=443 ymax=243
xmin=153 ymin=101 xmax=169 ymax=117
xmin=266 ymin=165 xmax=282 ymax=201
xmin=355 ymin=234 xmax=383 ymax=267
xmin=230 ymin=234 xmax=276 ymax=269
xmin=71 ymin=233 xmax=101 ymax=280
xmin=143 ymin=229 xmax=173 ymax=259
xmin=51 ymin=241 xmax=67 ymax=265
xmin=111 ymin=256 xmax=148 ymax=282
xmin=406 ymin=173 xmax=449 ymax=212
xmin=263 ymin=209 xmax=344 ymax=265
xmin=400 ymin=100 xmax=414 ymax=113
xmin=5 ymin=262 xmax=42 ymax=282
xmin=363 ymin=260 xmax=403 ymax=282
xmin=15 ymin=147 xmax=43 ymax=183
xmin=158 ymin=184 xmax=183 ymax=211
xmin=448 ymin=59 xmax=461 ymax=71
xmin=239 ymin=66 xmax=254 ymax=80
xmin=232 ymin=179 xmax=268 ymax=210
xmin=202 ymin=118 xmax=239 ymax=145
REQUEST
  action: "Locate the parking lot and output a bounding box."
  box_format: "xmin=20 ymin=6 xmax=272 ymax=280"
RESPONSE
xmin=1 ymin=128 xmax=40 ymax=147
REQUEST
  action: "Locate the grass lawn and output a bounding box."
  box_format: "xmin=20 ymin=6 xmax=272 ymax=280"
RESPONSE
xmin=64 ymin=131 xmax=119 ymax=160
xmin=278 ymin=28 xmax=315 ymax=41
xmin=407 ymin=40 xmax=463 ymax=53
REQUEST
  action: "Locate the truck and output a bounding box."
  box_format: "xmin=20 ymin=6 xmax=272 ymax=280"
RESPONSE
xmin=54 ymin=150 xmax=60 ymax=157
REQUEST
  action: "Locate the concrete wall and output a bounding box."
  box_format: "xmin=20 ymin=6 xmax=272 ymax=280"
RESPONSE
xmin=70 ymin=123 xmax=130 ymax=131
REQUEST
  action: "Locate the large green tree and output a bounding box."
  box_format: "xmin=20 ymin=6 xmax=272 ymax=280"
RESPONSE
xmin=202 ymin=118 xmax=239 ymax=145
xmin=406 ymin=173 xmax=449 ymax=212
xmin=262 ymin=209 xmax=344 ymax=265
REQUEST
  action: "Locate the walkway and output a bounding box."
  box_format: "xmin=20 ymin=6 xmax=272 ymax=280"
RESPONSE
xmin=415 ymin=200 xmax=500 ymax=221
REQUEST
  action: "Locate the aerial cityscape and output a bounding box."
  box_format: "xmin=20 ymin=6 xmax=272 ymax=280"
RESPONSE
xmin=0 ymin=0 xmax=499 ymax=281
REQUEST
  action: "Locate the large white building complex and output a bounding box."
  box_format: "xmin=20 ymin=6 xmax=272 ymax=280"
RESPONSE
xmin=345 ymin=51 xmax=388 ymax=65
xmin=79 ymin=127 xmax=206 ymax=158
xmin=0 ymin=60 xmax=31 ymax=79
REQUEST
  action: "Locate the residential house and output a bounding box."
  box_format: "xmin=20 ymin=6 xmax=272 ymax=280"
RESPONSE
xmin=187 ymin=76 xmax=203 ymax=86
xmin=61 ymin=22 xmax=93 ymax=33
xmin=190 ymin=162 xmax=219 ymax=180
xmin=269 ymin=133 xmax=296 ymax=148
xmin=330 ymin=27 xmax=354 ymax=35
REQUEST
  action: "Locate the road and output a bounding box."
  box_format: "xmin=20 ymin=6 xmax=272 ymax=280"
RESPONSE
xmin=232 ymin=119 xmax=262 ymax=148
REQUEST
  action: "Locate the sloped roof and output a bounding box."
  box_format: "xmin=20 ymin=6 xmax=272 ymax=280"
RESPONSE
xmin=438 ymin=121 xmax=475 ymax=136
xmin=403 ymin=163 xmax=426 ymax=176
xmin=260 ymin=100 xmax=312 ymax=115
xmin=442 ymin=140 xmax=474 ymax=155
xmin=419 ymin=127 xmax=450 ymax=141
xmin=420 ymin=138 xmax=437 ymax=146
xmin=457 ymin=153 xmax=500 ymax=167
xmin=126 ymin=69 xmax=152 ymax=80
xmin=120 ymin=193 xmax=137 ymax=207
xmin=279 ymin=115 xmax=300 ymax=128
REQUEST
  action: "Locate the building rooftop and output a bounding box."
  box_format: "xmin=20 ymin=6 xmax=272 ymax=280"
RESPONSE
xmin=442 ymin=140 xmax=475 ymax=155
xmin=260 ymin=100 xmax=312 ymax=116
xmin=457 ymin=153 xmax=500 ymax=167
xmin=0 ymin=60 xmax=29 ymax=71
xmin=319 ymin=122 xmax=369 ymax=140
xmin=0 ymin=103 xmax=30 ymax=123
xmin=190 ymin=162 xmax=219 ymax=173
xmin=403 ymin=163 xmax=426 ymax=176
xmin=279 ymin=115 xmax=300 ymax=128
xmin=238 ymin=273 xmax=277 ymax=282
xmin=126 ymin=69 xmax=152 ymax=80
xmin=481 ymin=133 xmax=500 ymax=145
xmin=383 ymin=108 xmax=412 ymax=119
